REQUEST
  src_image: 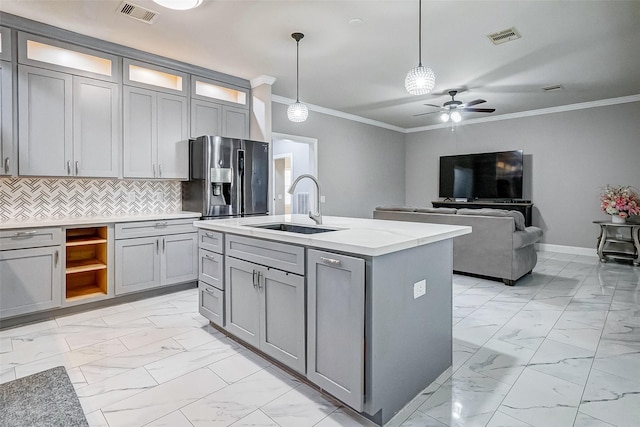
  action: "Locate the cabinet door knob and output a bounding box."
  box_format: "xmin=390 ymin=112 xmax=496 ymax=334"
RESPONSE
xmin=320 ymin=257 xmax=342 ymax=266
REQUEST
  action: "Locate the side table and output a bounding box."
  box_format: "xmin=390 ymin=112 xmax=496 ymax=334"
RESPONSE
xmin=593 ymin=221 xmax=640 ymax=266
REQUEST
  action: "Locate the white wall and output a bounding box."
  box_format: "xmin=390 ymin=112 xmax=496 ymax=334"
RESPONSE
xmin=405 ymin=102 xmax=640 ymax=248
xmin=272 ymin=103 xmax=406 ymax=218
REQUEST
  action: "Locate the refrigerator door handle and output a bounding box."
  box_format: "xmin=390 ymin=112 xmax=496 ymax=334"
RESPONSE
xmin=237 ymin=149 xmax=245 ymax=216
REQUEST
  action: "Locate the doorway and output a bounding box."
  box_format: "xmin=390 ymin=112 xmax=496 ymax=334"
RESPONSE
xmin=271 ymin=133 xmax=318 ymax=215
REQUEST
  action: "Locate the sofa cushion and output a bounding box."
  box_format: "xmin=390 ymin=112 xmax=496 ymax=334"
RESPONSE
xmin=415 ymin=207 xmax=458 ymax=214
xmin=513 ymin=226 xmax=543 ymax=249
xmin=457 ymin=208 xmax=526 ymax=231
xmin=375 ymin=206 xmax=417 ymax=212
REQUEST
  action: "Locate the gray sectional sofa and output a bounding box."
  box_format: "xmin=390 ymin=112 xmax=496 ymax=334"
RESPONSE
xmin=374 ymin=206 xmax=543 ymax=285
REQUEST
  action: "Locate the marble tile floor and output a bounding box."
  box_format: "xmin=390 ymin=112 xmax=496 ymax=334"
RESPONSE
xmin=1 ymin=251 xmax=638 ymax=427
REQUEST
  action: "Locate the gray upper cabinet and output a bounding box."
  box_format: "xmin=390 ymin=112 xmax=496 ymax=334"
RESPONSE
xmin=18 ymin=65 xmax=72 ymax=176
xmin=19 ymin=66 xmax=120 ymax=177
xmin=0 ymin=60 xmax=13 ymax=176
xmin=191 ymin=75 xmax=249 ymax=139
xmin=307 ymin=249 xmax=366 ymax=411
xmin=0 ymin=26 xmax=11 ymax=61
xmin=190 ymin=99 xmax=221 ymax=138
xmin=73 ymin=77 xmax=119 ymax=177
xmin=123 ymin=86 xmax=188 ymax=179
xmin=222 ymin=105 xmax=249 ymax=139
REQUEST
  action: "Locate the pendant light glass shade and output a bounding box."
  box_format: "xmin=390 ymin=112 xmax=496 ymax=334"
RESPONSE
xmin=405 ymin=65 xmax=436 ymax=95
xmin=287 ymin=101 xmax=309 ymax=122
xmin=405 ymin=0 xmax=435 ymax=95
xmin=152 ymin=0 xmax=203 ymax=10
xmin=288 ymin=32 xmax=308 ymax=122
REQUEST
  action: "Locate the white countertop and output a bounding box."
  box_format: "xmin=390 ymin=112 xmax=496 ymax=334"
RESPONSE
xmin=0 ymin=212 xmax=201 ymax=230
xmin=194 ymin=214 xmax=471 ymax=257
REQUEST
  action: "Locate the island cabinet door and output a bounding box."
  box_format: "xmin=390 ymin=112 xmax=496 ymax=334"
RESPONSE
xmin=306 ymin=249 xmax=365 ymax=412
xmin=259 ymin=267 xmax=305 ymax=374
xmin=225 ymin=256 xmax=260 ymax=347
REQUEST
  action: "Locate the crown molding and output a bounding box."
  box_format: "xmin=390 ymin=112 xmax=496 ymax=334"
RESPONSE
xmin=251 ymin=75 xmax=277 ymax=88
xmin=272 ymin=95 xmax=406 ymax=133
xmin=405 ymin=94 xmax=640 ymax=133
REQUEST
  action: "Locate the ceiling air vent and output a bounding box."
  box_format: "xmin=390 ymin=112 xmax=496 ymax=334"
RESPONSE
xmin=487 ymin=27 xmax=521 ymax=45
xmin=118 ymin=2 xmax=158 ymax=24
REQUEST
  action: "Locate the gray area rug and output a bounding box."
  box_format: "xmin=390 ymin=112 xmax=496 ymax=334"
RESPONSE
xmin=0 ymin=366 xmax=89 ymax=427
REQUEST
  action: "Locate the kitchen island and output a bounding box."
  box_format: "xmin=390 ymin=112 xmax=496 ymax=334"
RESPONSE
xmin=194 ymin=214 xmax=471 ymax=425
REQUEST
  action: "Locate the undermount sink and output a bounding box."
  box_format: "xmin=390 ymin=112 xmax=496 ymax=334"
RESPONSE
xmin=248 ymin=223 xmax=338 ymax=234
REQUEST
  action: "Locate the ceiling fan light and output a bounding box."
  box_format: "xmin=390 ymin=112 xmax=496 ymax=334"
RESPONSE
xmin=405 ymin=65 xmax=436 ymax=95
xmin=440 ymin=113 xmax=450 ymax=122
xmin=451 ymin=111 xmax=462 ymax=122
xmin=152 ymin=0 xmax=203 ymax=10
xmin=287 ymin=101 xmax=309 ymax=122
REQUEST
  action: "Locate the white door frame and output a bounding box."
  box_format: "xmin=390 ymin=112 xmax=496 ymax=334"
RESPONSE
xmin=270 ymin=132 xmax=318 ymax=215
xmin=273 ymin=153 xmax=293 ymax=215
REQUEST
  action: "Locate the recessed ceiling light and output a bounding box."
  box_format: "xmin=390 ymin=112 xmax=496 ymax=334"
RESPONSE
xmin=152 ymin=0 xmax=202 ymax=10
xmin=349 ymin=18 xmax=365 ymax=26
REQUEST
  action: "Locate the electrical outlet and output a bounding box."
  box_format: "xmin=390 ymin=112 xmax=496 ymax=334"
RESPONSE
xmin=155 ymin=192 xmax=164 ymax=202
xmin=320 ymin=195 xmax=326 ymax=203
xmin=413 ymin=279 xmax=426 ymax=299
xmin=127 ymin=192 xmax=136 ymax=202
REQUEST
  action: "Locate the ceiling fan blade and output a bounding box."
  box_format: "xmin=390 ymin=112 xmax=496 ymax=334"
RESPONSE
xmin=462 ymin=108 xmax=495 ymax=113
xmin=422 ymin=103 xmax=442 ymax=108
xmin=413 ymin=111 xmax=443 ymax=117
xmin=463 ymin=99 xmax=486 ymax=107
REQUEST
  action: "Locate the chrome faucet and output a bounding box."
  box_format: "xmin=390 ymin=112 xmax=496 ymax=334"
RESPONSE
xmin=288 ymin=174 xmax=322 ymax=225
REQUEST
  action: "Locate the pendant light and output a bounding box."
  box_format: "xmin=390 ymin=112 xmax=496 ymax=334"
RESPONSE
xmin=287 ymin=32 xmax=309 ymax=123
xmin=405 ymin=0 xmax=435 ymax=95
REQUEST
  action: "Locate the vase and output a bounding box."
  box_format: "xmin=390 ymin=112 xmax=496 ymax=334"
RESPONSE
xmin=611 ymin=214 xmax=626 ymax=224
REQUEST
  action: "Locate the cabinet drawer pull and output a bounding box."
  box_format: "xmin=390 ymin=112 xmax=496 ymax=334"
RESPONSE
xmin=54 ymin=250 xmax=59 ymax=267
xmin=320 ymin=257 xmax=342 ymax=266
xmin=4 ymin=157 xmax=9 ymax=174
xmin=75 ymin=161 xmax=79 ymax=176
xmin=156 ymin=239 xmax=159 ymax=254
xmin=204 ymin=287 xmax=214 ymax=294
xmin=252 ymin=270 xmax=258 ymax=288
xmin=257 ymin=271 xmax=263 ymax=290
xmin=14 ymin=230 xmax=37 ymax=238
xmin=158 ymin=164 xmax=163 ymax=177
xmin=153 ymin=164 xmax=157 ymax=177
xmin=205 ymin=232 xmax=215 ymax=238
xmin=204 ymin=253 xmax=214 ymax=259
xmin=155 ymin=221 xmax=168 ymax=228
xmin=67 ymin=160 xmax=71 ymax=175
xmin=162 ymin=237 xmax=166 ymax=253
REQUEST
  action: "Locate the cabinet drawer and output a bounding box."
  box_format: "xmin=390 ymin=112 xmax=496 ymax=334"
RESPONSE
xmin=225 ymin=234 xmax=305 ymax=275
xmin=199 ymin=281 xmax=224 ymax=327
xmin=0 ymin=227 xmax=63 ymax=250
xmin=199 ymin=229 xmax=223 ymax=253
xmin=199 ymin=248 xmax=223 ymax=290
xmin=115 ymin=219 xmax=196 ymax=239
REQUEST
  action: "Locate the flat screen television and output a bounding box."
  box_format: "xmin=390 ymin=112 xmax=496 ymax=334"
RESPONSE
xmin=439 ymin=150 xmax=524 ymax=200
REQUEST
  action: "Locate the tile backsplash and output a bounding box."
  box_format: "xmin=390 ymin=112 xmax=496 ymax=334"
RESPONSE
xmin=0 ymin=178 xmax=182 ymax=223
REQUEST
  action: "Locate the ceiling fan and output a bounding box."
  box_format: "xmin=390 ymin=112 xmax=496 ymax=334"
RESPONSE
xmin=414 ymin=90 xmax=495 ymax=122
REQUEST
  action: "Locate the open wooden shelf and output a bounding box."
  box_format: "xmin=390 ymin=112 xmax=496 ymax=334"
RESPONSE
xmin=66 ymin=259 xmax=107 ymax=274
xmin=65 ymin=226 xmax=108 ymax=301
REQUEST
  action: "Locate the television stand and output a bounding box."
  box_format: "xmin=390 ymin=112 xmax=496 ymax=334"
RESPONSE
xmin=431 ymin=200 xmax=534 ymax=226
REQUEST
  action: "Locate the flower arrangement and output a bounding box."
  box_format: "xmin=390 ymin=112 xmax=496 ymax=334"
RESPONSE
xmin=600 ymin=185 xmax=640 ymax=218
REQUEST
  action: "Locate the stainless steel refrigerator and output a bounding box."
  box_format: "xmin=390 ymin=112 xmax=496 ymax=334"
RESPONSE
xmin=182 ymin=135 xmax=269 ymax=219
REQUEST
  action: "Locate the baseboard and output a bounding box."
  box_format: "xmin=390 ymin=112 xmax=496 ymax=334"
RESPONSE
xmin=535 ymin=243 xmax=598 ymax=257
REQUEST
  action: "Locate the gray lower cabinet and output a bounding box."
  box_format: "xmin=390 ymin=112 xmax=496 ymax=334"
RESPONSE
xmin=115 ymin=232 xmax=197 ymax=295
xmin=225 ymin=255 xmax=305 ymax=373
xmin=307 ymin=249 xmax=365 ymax=412
xmin=0 ymin=245 xmax=62 ymax=319
xmin=198 ymin=230 xmax=225 ymax=327
xmin=199 ymin=282 xmax=224 ymax=327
